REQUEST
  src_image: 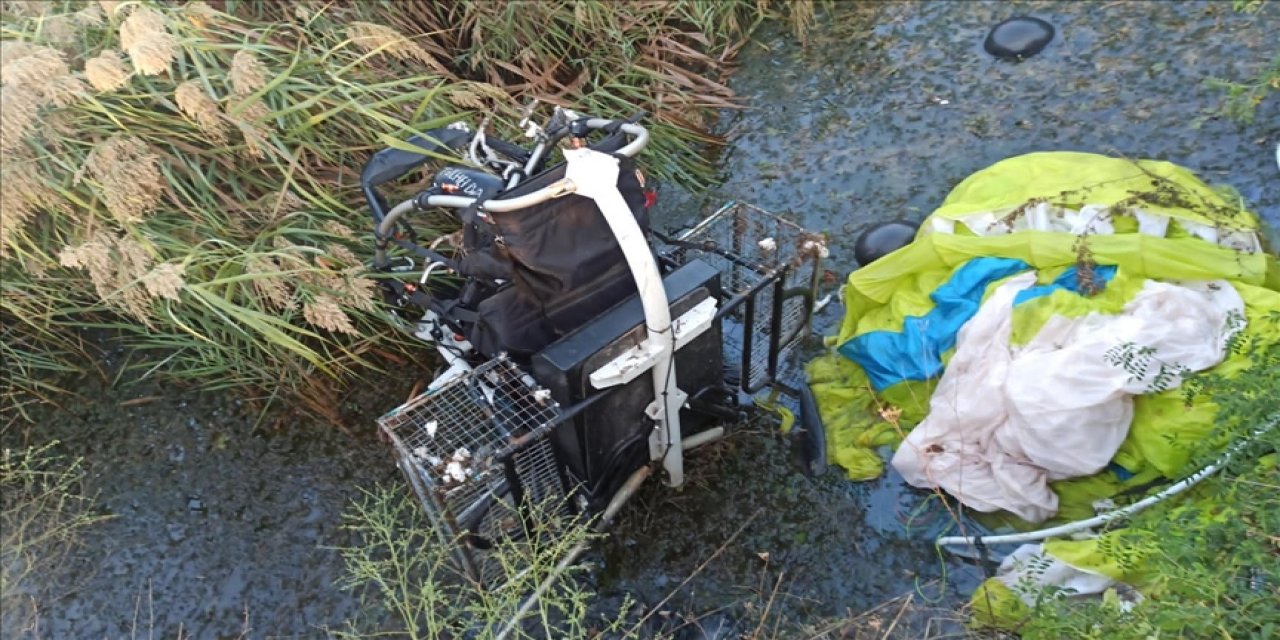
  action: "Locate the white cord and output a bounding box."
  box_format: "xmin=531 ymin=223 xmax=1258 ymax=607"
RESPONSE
xmin=936 ymin=415 xmax=1277 ymax=547
xmin=419 ymin=260 xmax=448 ymax=285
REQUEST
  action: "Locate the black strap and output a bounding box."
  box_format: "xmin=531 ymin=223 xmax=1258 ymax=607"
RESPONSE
xmin=976 ymin=537 xmax=996 ymax=577
xmin=463 ymin=182 xmax=504 ymax=226
xmin=382 ymin=277 xmax=478 ymax=325
xmin=392 ymin=237 xmax=457 ymax=270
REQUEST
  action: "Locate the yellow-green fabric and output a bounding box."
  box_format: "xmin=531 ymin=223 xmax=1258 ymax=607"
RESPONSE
xmin=809 ymin=151 xmax=1280 ymax=517
xmin=816 ymin=153 xmax=1280 ymax=632
xmin=968 ymin=579 xmax=1031 ymax=630
xmin=836 ymin=231 xmax=1276 ymax=346
xmin=929 ymin=151 xmax=1259 ymax=230
xmin=967 ymin=454 xmax=1273 ymax=632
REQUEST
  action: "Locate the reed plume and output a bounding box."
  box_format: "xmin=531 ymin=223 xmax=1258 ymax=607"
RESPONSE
xmin=119 ymin=7 xmax=177 ymax=76
xmin=83 ymin=136 xmax=165 ymax=222
xmin=84 ymin=50 xmax=130 ymax=92
xmin=346 ymin=21 xmax=444 ymax=72
xmin=303 ymin=294 xmax=358 ymax=335
xmin=228 ymin=50 xmax=267 ymax=97
xmin=175 ymin=80 xmax=228 ymax=142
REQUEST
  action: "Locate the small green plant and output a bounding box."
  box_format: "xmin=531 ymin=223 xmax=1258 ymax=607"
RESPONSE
xmin=1232 ymin=0 xmax=1268 ymax=13
xmin=1215 ymin=0 xmax=1277 ymax=123
xmin=332 ymin=486 xmax=636 ymax=639
xmin=1206 ymin=54 xmax=1280 ymax=124
xmin=0 ymin=442 xmax=110 ymax=636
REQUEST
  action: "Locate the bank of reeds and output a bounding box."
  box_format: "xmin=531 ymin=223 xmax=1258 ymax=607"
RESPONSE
xmin=0 ymin=0 xmax=810 ymax=420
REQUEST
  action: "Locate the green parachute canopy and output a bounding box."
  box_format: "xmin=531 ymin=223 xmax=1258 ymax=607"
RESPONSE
xmin=809 ymin=149 xmax=1278 ymax=519
xmin=808 ymin=150 xmax=1279 ymax=629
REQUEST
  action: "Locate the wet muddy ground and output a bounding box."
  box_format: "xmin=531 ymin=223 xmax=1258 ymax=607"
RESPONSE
xmin=3 ymin=378 xmax=404 ymax=638
xmin=4 ymin=1 xmax=1277 ymax=638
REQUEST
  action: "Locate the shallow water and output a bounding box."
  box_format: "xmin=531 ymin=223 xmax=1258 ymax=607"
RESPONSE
xmin=5 ymin=1 xmax=1277 ymax=637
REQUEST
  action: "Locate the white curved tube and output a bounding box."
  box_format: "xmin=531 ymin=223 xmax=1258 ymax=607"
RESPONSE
xmin=563 ymin=146 xmax=683 ymax=487
xmin=584 ymin=119 xmax=649 ymax=158
xmin=936 ymin=415 xmax=1277 ymax=547
xmin=419 ymin=261 xmax=447 ymax=284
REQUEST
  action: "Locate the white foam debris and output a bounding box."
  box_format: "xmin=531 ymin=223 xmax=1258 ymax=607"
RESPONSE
xmin=801 ymin=238 xmax=829 ymax=258
xmin=444 ymin=461 xmax=467 ymax=483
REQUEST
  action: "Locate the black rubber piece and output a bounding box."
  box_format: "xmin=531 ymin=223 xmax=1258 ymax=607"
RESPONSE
xmin=797 ymin=383 xmax=827 ymax=477
xmin=984 ymin=16 xmax=1055 ymax=59
xmin=854 ymin=220 xmax=918 ymax=266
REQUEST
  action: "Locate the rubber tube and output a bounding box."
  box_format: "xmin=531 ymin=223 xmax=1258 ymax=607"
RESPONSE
xmin=936 ymin=415 xmax=1277 ymax=547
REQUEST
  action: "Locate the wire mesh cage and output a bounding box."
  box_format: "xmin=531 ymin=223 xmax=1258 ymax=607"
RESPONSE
xmin=378 ymin=355 xmax=572 ymax=587
xmin=664 ymin=202 xmax=828 ymax=392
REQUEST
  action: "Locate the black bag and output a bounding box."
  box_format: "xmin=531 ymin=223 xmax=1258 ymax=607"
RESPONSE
xmin=465 ymin=131 xmax=650 ymax=358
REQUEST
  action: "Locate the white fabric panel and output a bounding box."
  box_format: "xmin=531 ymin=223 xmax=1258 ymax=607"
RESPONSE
xmin=945 ymin=203 xmax=1260 ymax=253
xmin=891 ymin=275 xmax=1243 ymax=522
xmin=1133 ymin=210 xmax=1170 ymax=237
xmin=996 ymin=544 xmax=1117 ymax=603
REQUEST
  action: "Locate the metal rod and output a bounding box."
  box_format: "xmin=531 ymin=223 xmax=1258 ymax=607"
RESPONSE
xmin=767 ymin=273 xmax=786 ymax=384
xmin=496 ymin=465 xmax=653 ymax=640
xmin=681 ymin=426 xmax=725 ymax=451
xmin=805 ymin=249 xmax=824 ymax=337
xmin=713 ymin=267 xmax=783 ymax=322
xmin=741 ymin=289 xmax=757 ymax=393
xmin=494 ymin=388 xmax=617 ymax=461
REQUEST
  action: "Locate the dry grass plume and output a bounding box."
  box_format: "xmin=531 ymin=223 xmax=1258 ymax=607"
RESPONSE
xmin=175 ymin=80 xmax=228 ymax=142
xmin=82 ymin=136 xmax=165 ymax=223
xmin=84 ymin=50 xmax=130 ymax=92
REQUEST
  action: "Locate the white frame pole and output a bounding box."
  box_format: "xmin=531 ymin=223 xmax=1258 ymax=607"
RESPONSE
xmin=562 ymin=147 xmax=685 ymax=487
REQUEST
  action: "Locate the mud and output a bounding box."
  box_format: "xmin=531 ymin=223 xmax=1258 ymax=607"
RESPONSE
xmin=4 ymin=0 xmax=1277 ymax=637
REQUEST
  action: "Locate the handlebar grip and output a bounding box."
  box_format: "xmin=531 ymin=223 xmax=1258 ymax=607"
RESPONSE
xmin=361 ymin=126 xmax=472 ymax=187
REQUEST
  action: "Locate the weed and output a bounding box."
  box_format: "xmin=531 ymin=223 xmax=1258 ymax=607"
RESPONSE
xmin=0 ymin=442 xmax=110 ymax=637
xmin=1207 ymin=3 xmax=1278 ymax=123
xmin=332 ymin=486 xmax=636 ymax=639
xmin=1006 ymin=321 xmax=1280 ymax=639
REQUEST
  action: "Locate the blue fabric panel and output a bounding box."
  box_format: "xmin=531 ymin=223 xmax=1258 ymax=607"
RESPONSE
xmin=838 ymin=258 xmax=1119 ymax=391
xmin=838 ymin=257 xmax=1032 ymax=391
xmin=1013 ymin=264 xmax=1117 ymax=305
xmin=1108 ymin=462 xmax=1136 ymax=481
